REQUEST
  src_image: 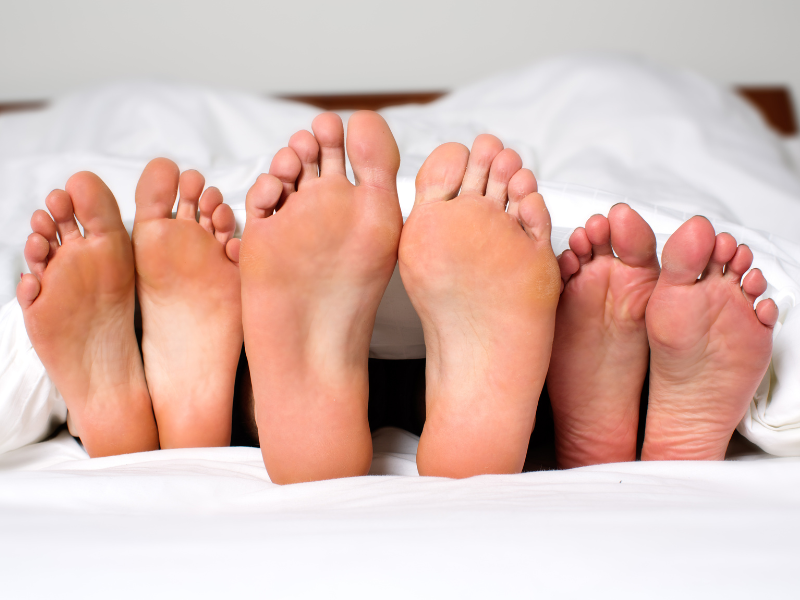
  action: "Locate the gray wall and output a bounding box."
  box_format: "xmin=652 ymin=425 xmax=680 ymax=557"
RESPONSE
xmin=1 ymin=0 xmax=798 ymax=104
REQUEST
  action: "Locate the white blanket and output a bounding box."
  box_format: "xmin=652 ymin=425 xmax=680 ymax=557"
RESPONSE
xmin=2 ymin=54 xmax=800 ymax=597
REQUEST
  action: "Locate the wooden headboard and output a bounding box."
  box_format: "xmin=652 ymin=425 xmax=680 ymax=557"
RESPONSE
xmin=0 ymin=87 xmax=796 ymax=136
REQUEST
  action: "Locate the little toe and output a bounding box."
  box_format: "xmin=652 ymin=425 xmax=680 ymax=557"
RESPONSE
xmin=585 ymin=214 xmax=613 ymax=257
xmin=742 ymin=268 xmax=768 ymax=304
xmin=607 ymin=203 xmax=659 ymax=269
xmin=134 ymin=158 xmax=180 ymax=224
xmin=461 ymin=134 xmax=504 ymax=196
xmin=245 ymin=173 xmax=283 ymax=220
xmin=756 ymin=298 xmax=779 ymax=328
xmin=725 ymin=244 xmax=754 ymax=281
xmin=269 ymin=147 xmax=303 ymax=208
xmin=16 ymin=273 xmax=41 ymax=310
xmin=346 ymin=111 xmax=400 ymax=192
xmin=568 ymin=227 xmax=593 ymax=265
xmin=558 ymin=250 xmax=581 ymax=287
xmin=176 ymin=169 xmax=205 ymax=221
xmin=226 ymin=238 xmax=241 ymax=264
xmin=702 ymin=232 xmax=738 ymax=279
xmin=24 ymin=232 xmax=50 ymax=279
xmin=507 ymin=168 xmax=538 ymax=220
xmin=288 ymin=130 xmax=320 ymax=188
xmin=212 ymin=202 xmax=236 ymax=246
xmin=311 ymin=113 xmax=346 ymax=177
xmin=485 ymin=149 xmax=523 ymax=209
xmin=65 ymin=171 xmax=126 ymax=237
xmin=659 ymin=216 xmax=716 ymax=286
xmin=31 ymin=209 xmax=59 ymax=257
xmin=45 ymin=189 xmax=81 ymax=243
xmin=198 ymin=187 xmax=224 ymax=233
xmin=517 ymin=192 xmax=552 ymax=241
xmin=414 ymin=143 xmax=469 ymax=206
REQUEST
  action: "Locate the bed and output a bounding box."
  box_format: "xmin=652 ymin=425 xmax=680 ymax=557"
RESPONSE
xmin=1 ymin=54 xmax=800 ymax=598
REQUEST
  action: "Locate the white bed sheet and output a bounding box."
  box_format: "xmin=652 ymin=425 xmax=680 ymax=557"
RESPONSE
xmin=2 ymin=427 xmax=800 ymax=598
xmin=2 ymin=54 xmax=800 ymax=597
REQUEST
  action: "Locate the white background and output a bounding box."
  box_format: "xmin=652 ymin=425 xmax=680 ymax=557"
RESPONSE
xmin=1 ymin=0 xmax=798 ymax=107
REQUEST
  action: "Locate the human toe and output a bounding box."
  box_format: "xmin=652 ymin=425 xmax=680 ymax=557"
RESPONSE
xmin=607 ymin=203 xmax=659 ymax=269
xmin=245 ymin=173 xmax=283 ymax=220
xmin=507 ymin=168 xmax=537 ymax=219
xmin=742 ymin=268 xmax=768 ymax=304
xmin=756 ymin=298 xmax=779 ymax=328
xmin=485 ymin=149 xmax=522 ymax=208
xmin=584 ymin=214 xmax=612 ymax=256
xmin=134 ymin=158 xmax=180 ymax=224
xmin=568 ymin=227 xmax=592 ymax=265
xmin=725 ymin=244 xmax=754 ymax=282
xmin=24 ymin=233 xmax=50 ymax=279
xmin=288 ymin=130 xmax=320 ymax=187
xmin=30 ymin=209 xmax=59 ymax=257
xmin=198 ymin=186 xmax=223 ymax=233
xmin=659 ymin=216 xmax=716 ymax=286
xmin=517 ymin=191 xmax=552 ymax=241
xmin=65 ymin=171 xmax=125 ymax=237
xmin=311 ymin=112 xmax=346 ymax=177
xmin=269 ymin=147 xmax=303 ymax=207
xmin=45 ymin=189 xmax=81 ymax=243
xmin=414 ymin=142 xmax=469 ymax=206
xmin=212 ymin=202 xmax=236 ymax=246
xmin=346 ymin=111 xmax=400 ymax=192
xmin=16 ymin=273 xmax=41 ymax=310
xmin=702 ymin=232 xmax=737 ymax=278
xmin=461 ymin=134 xmax=504 ymax=196
xmin=176 ymin=169 xmax=205 ymax=221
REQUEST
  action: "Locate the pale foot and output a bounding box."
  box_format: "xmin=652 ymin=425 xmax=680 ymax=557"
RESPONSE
xmin=16 ymin=173 xmax=158 ymax=457
xmin=240 ymin=112 xmax=402 ymax=484
xmin=132 ymin=159 xmax=242 ymax=448
xmin=547 ymin=204 xmax=660 ymax=468
xmin=642 ymin=216 xmax=778 ymax=460
xmin=399 ymin=135 xmax=561 ymax=478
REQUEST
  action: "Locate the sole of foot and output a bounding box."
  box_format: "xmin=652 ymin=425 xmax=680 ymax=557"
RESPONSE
xmin=547 ymin=204 xmax=660 ymax=468
xmin=132 ymin=159 xmax=242 ymax=449
xmin=642 ymin=216 xmax=778 ymax=461
xmin=240 ymin=111 xmax=402 ymax=484
xmin=17 ymin=173 xmax=158 ymax=457
xmin=398 ymin=134 xmax=561 ymax=478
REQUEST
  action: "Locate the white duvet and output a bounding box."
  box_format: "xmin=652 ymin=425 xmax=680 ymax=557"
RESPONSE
xmin=2 ymin=54 xmax=800 ymax=596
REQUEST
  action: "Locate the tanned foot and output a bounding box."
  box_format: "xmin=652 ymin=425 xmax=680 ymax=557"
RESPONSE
xmin=547 ymin=204 xmax=660 ymax=468
xmin=240 ymin=111 xmax=402 ymax=484
xmin=642 ymin=216 xmax=778 ymax=460
xmin=132 ymin=159 xmax=242 ymax=448
xmin=399 ymin=135 xmax=561 ymax=478
xmin=16 ymin=173 xmax=158 ymax=457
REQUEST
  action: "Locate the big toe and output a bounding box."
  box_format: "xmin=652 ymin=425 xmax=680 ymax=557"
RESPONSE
xmin=64 ymin=172 xmax=125 ymax=236
xmin=134 ymin=158 xmax=180 ymax=224
xmin=346 ymin=111 xmax=400 ymax=193
xmin=414 ymin=142 xmax=470 ymax=206
xmin=607 ymin=203 xmax=659 ymax=269
xmin=659 ymin=216 xmax=716 ymax=286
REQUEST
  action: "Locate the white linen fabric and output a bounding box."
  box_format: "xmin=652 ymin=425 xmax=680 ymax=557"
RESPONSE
xmin=3 ymin=54 xmax=800 ymax=596
xmin=1 ymin=426 xmax=799 ymax=598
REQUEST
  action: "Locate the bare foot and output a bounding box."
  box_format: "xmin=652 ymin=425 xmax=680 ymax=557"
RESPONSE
xmin=642 ymin=216 xmax=778 ymax=460
xmin=240 ymin=112 xmax=402 ymax=484
xmin=132 ymin=159 xmax=242 ymax=448
xmin=547 ymin=204 xmax=660 ymax=468
xmin=16 ymin=173 xmax=158 ymax=457
xmin=398 ymin=135 xmax=561 ymax=478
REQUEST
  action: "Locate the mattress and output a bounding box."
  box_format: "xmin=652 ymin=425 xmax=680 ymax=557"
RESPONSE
xmin=2 ymin=54 xmax=800 ymax=597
